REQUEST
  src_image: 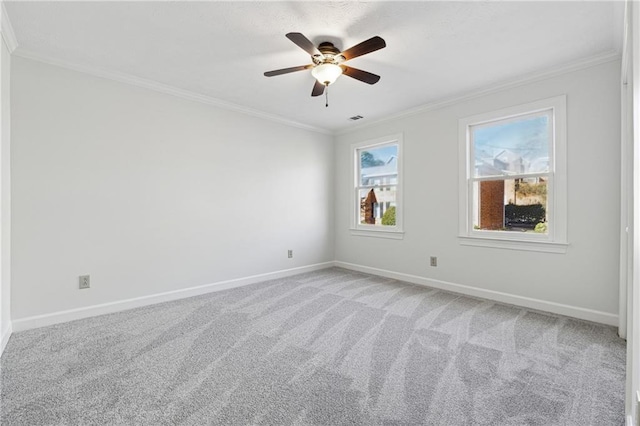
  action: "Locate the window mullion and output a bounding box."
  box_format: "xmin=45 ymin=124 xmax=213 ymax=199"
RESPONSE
xmin=358 ymin=184 xmax=397 ymax=190
xmin=471 ymin=172 xmax=550 ymax=182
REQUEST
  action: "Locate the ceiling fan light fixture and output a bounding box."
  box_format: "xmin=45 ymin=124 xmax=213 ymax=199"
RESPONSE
xmin=264 ymin=33 xmax=386 ymax=102
xmin=311 ymin=63 xmax=343 ymax=86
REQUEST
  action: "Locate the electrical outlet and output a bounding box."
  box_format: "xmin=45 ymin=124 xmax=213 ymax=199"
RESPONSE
xmin=79 ymin=275 xmax=90 ymax=289
xmin=288 ymin=250 xmax=293 ymax=259
xmin=430 ymin=256 xmax=438 ymax=267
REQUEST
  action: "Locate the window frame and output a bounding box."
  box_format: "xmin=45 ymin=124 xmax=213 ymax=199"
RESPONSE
xmin=458 ymin=96 xmax=568 ymax=253
xmin=350 ymin=133 xmax=404 ymax=239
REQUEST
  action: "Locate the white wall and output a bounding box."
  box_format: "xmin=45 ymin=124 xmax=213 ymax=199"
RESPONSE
xmin=7 ymin=54 xmax=622 ymax=327
xmin=334 ymin=60 xmax=621 ymax=320
xmin=0 ymin=21 xmax=10 ymax=351
xmin=10 ymin=57 xmax=334 ymax=321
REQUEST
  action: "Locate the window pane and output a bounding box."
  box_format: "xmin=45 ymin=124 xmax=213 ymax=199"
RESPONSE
xmin=358 ymin=186 xmax=396 ymax=226
xmin=359 ymin=144 xmax=398 ymax=186
xmin=472 ymin=112 xmax=550 ymax=178
xmin=472 ymin=178 xmax=548 ymax=233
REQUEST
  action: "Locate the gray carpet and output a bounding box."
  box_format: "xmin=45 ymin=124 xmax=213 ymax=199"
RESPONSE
xmin=0 ymin=267 xmax=626 ymax=425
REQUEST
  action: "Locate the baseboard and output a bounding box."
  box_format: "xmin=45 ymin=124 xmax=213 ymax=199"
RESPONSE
xmin=10 ymin=260 xmax=618 ymax=332
xmin=1 ymin=321 xmax=12 ymax=355
xmin=11 ymin=262 xmax=335 ymax=332
xmin=335 ymin=261 xmax=618 ymax=326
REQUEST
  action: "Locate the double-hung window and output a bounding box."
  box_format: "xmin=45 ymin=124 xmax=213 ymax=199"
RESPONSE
xmin=351 ymin=134 xmax=403 ymax=239
xmin=458 ymin=96 xmax=567 ymax=253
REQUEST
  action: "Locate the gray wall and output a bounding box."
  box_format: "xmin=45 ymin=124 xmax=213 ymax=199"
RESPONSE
xmin=7 ymin=56 xmax=624 ymax=325
xmin=10 ymin=57 xmax=334 ymax=320
xmin=0 ymin=27 xmax=11 ymax=349
xmin=334 ymin=60 xmax=621 ymax=318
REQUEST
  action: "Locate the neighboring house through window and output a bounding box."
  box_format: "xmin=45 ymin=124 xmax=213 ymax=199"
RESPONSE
xmin=351 ymin=134 xmax=403 ymax=239
xmin=458 ymin=96 xmax=568 ymax=253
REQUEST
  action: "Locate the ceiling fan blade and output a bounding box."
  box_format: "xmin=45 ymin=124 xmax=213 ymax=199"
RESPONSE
xmin=340 ymin=66 xmax=381 ymax=85
xmin=340 ymin=36 xmax=386 ymax=61
xmin=286 ymin=32 xmax=322 ymax=56
xmin=311 ymin=80 xmax=325 ymax=97
xmin=264 ymin=65 xmax=313 ymax=77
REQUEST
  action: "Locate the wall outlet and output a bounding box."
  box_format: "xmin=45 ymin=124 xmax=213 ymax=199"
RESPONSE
xmin=288 ymin=250 xmax=293 ymax=259
xmin=79 ymin=275 xmax=90 ymax=289
xmin=430 ymin=256 xmax=438 ymax=267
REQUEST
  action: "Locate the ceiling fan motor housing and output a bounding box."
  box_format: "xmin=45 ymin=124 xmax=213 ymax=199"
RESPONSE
xmin=313 ymin=42 xmax=345 ymax=65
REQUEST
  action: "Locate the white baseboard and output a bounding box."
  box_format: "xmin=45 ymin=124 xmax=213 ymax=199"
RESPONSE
xmin=11 ymin=262 xmax=335 ymax=332
xmin=9 ymin=260 xmax=619 ymax=333
xmin=335 ymin=261 xmax=618 ymax=326
xmin=1 ymin=321 xmax=12 ymax=355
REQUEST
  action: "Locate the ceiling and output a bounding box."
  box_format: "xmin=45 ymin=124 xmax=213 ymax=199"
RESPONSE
xmin=4 ymin=1 xmax=625 ymax=133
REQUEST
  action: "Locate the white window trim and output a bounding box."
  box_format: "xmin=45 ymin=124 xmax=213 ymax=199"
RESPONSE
xmin=458 ymin=95 xmax=568 ymax=253
xmin=350 ymin=133 xmax=404 ymax=239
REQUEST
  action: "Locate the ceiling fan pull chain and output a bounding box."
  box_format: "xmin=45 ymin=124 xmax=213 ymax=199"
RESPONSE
xmin=325 ymin=83 xmax=329 ymax=107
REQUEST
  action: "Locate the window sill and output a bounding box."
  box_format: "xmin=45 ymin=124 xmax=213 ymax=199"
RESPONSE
xmin=459 ymin=236 xmax=568 ymax=253
xmin=350 ymin=228 xmax=405 ymax=240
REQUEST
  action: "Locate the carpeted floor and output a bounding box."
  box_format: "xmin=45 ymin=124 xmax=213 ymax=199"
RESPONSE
xmin=0 ymin=268 xmax=626 ymax=425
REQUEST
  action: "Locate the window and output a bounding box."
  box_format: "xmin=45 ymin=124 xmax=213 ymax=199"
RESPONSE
xmin=458 ymin=96 xmax=567 ymax=253
xmin=351 ymin=134 xmax=403 ymax=239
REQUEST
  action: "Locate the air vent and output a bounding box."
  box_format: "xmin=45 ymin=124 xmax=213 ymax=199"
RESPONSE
xmin=348 ymin=115 xmax=364 ymax=121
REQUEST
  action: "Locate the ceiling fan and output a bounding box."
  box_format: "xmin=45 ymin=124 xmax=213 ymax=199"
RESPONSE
xmin=264 ymin=32 xmax=386 ymax=105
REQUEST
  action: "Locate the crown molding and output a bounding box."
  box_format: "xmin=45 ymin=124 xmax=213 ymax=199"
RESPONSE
xmin=13 ymin=48 xmax=333 ymax=136
xmin=9 ymin=39 xmax=621 ymax=139
xmin=1 ymin=2 xmax=17 ymax=53
xmin=335 ymin=49 xmax=622 ymax=136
